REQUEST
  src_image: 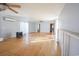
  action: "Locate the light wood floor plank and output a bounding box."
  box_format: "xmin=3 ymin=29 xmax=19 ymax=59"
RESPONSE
xmin=0 ymin=32 xmax=61 ymax=56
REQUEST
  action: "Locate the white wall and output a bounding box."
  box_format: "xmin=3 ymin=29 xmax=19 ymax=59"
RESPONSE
xmin=59 ymin=3 xmax=79 ymax=33
xmin=29 ymin=22 xmax=37 ymax=32
xmin=0 ymin=17 xmax=20 ymax=38
xmin=0 ymin=17 xmax=3 ymax=38
xmin=40 ymin=21 xmax=50 ymax=32
xmin=58 ymin=3 xmax=79 ymax=55
xmin=20 ymin=22 xmax=29 ymax=35
xmin=29 ymin=21 xmax=55 ymax=33
xmin=29 ymin=21 xmax=51 ymax=33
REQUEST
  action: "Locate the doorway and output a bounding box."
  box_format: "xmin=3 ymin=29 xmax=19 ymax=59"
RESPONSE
xmin=50 ymin=23 xmax=55 ymax=34
xmin=37 ymin=23 xmax=40 ymax=32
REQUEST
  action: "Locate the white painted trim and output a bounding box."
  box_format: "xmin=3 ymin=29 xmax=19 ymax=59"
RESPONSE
xmin=59 ymin=29 xmax=79 ymax=39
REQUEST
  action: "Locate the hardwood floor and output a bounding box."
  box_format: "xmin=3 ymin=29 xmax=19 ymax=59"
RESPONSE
xmin=0 ymin=32 xmax=61 ymax=56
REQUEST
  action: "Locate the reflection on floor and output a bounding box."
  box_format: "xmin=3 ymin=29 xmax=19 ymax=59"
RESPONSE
xmin=0 ymin=32 xmax=61 ymax=56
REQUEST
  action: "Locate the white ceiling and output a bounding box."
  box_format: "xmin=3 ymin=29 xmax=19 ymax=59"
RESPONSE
xmin=0 ymin=3 xmax=65 ymax=21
